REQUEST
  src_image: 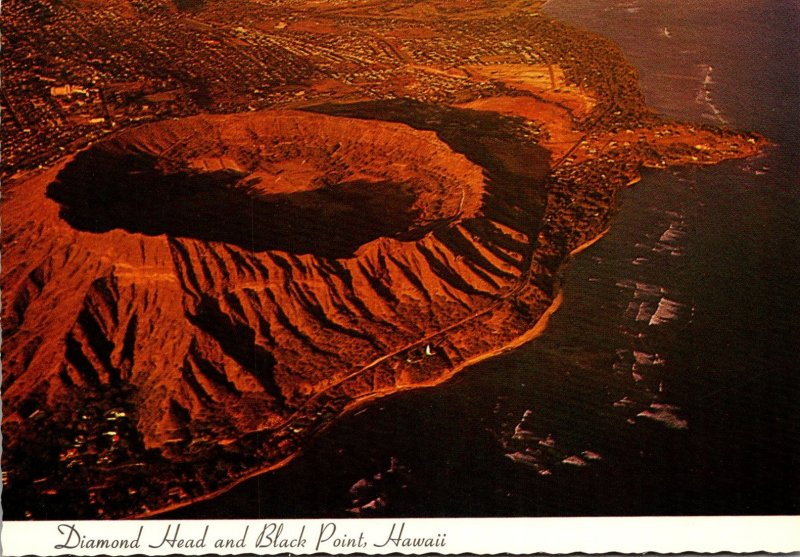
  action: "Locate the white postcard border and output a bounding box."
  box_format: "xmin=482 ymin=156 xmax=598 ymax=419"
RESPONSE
xmin=2 ymin=516 xmax=799 ymax=556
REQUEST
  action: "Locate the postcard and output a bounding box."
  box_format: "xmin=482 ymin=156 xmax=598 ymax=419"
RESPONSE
xmin=1 ymin=0 xmax=798 ymax=554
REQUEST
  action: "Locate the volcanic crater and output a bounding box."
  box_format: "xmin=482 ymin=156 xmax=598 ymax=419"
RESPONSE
xmin=47 ymin=111 xmax=485 ymax=258
xmin=3 ymin=106 xmax=548 ymax=480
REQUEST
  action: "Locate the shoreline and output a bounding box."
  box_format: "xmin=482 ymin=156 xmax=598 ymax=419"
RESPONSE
xmin=128 ymin=130 xmax=759 ymax=521
xmin=137 ymin=222 xmax=612 ymax=520
xmin=136 ymin=291 xmax=568 ymax=520
xmin=570 ymin=226 xmax=611 ymax=256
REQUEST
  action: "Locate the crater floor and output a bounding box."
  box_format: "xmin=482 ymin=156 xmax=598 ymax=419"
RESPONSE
xmin=46 ymin=111 xmax=485 ymax=257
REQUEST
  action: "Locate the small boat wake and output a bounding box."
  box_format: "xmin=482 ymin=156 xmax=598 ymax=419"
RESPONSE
xmin=696 ymin=64 xmax=728 ymax=125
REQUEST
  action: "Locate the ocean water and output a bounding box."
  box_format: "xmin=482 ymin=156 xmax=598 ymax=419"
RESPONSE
xmin=172 ymin=0 xmax=799 ymax=518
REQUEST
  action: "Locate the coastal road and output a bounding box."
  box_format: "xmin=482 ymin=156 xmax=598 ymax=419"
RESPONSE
xmin=258 ymin=105 xmax=613 ymax=436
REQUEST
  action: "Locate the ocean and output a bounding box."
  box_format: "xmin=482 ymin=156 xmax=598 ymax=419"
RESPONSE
xmin=171 ymin=0 xmax=800 ymax=518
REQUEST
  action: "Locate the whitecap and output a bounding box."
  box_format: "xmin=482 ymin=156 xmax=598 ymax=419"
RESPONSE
xmin=658 ymin=224 xmax=685 ymax=244
xmin=361 ymin=497 xmax=387 ymax=511
xmin=633 ymin=350 xmax=665 ymax=366
xmin=613 ymin=396 xmax=636 ymax=408
xmin=539 ymin=434 xmax=556 ymax=448
xmin=582 ymin=450 xmax=603 ymax=461
xmin=649 ymin=297 xmax=684 ymax=325
xmin=636 ymin=301 xmax=654 ymax=322
xmin=505 ymin=451 xmax=540 ymax=468
xmin=637 ymin=403 xmax=689 ymax=429
xmin=349 ymin=478 xmax=371 ymax=494
xmin=562 ymin=455 xmax=587 ymax=466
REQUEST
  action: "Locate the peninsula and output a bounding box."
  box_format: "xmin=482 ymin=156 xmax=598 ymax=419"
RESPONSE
xmin=1 ymin=0 xmax=765 ymax=519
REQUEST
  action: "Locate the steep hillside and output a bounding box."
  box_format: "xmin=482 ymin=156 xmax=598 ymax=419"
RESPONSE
xmin=2 ymin=108 xmax=553 ymax=517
